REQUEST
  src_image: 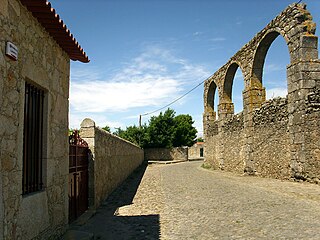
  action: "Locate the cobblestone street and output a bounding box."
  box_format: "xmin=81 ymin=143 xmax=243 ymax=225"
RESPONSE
xmin=69 ymin=161 xmax=320 ymax=239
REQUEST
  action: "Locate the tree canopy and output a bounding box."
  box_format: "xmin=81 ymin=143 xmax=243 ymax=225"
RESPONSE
xmin=173 ymin=114 xmax=197 ymax=147
xmin=115 ymin=108 xmax=197 ymax=148
xmin=102 ymin=125 xmax=111 ymax=132
xmin=196 ymin=137 xmax=204 ymax=142
xmin=145 ymin=108 xmax=176 ymax=148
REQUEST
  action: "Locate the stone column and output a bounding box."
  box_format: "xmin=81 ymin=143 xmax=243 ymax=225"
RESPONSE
xmin=80 ymin=118 xmax=96 ymax=209
xmin=216 ymin=102 xmax=234 ymax=170
xmin=218 ymin=102 xmax=234 ymax=120
xmin=287 ymin=35 xmax=320 ymax=181
xmin=203 ymin=110 xmax=219 ymax=169
xmin=203 ymin=109 xmax=216 ymax=137
xmin=241 ymin=86 xmax=266 ymax=175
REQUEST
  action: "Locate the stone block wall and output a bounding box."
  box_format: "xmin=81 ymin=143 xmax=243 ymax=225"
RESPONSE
xmin=203 ymin=3 xmax=320 ymax=182
xmin=302 ymin=88 xmax=320 ymax=181
xmin=144 ymin=147 xmax=188 ymax=161
xmin=188 ymin=143 xmax=204 ymax=159
xmin=252 ymin=98 xmax=291 ymax=179
xmin=220 ymin=113 xmax=245 ymax=174
xmin=0 ymin=1 xmax=70 ymax=239
xmin=80 ymin=118 xmax=144 ymax=209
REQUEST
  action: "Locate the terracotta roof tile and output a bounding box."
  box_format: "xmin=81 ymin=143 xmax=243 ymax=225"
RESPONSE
xmin=20 ymin=0 xmax=89 ymax=63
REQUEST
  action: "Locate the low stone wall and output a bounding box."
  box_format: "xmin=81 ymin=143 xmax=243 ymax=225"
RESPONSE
xmin=80 ymin=118 xmax=144 ymax=209
xmin=145 ymin=147 xmax=188 ymax=161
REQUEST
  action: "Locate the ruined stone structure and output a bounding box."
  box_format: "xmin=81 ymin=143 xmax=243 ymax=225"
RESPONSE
xmin=80 ymin=118 xmax=144 ymax=210
xmin=0 ymin=1 xmax=88 ymax=239
xmin=203 ymin=3 xmax=320 ymax=182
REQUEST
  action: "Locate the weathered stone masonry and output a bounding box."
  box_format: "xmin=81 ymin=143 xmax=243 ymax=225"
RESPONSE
xmin=144 ymin=147 xmax=188 ymax=162
xmin=203 ymin=3 xmax=320 ymax=182
xmin=80 ymin=118 xmax=144 ymax=210
xmin=0 ymin=1 xmax=88 ymax=239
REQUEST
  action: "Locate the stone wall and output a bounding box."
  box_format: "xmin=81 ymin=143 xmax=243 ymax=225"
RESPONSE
xmin=220 ymin=113 xmax=245 ymax=174
xmin=302 ymin=87 xmax=320 ymax=181
xmin=203 ymin=3 xmax=320 ymax=182
xmin=188 ymin=143 xmax=204 ymax=159
xmin=144 ymin=147 xmax=188 ymax=161
xmin=252 ymin=98 xmax=291 ymax=179
xmin=80 ymin=118 xmax=144 ymax=209
xmin=0 ymin=1 xmax=70 ymax=239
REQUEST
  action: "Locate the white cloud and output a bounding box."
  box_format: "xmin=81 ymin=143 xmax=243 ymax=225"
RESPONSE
xmin=192 ymin=114 xmax=204 ymax=138
xmin=70 ymin=77 xmax=181 ymax=112
xmin=69 ymin=111 xmax=124 ymax=130
xmin=208 ymin=37 xmax=226 ymax=52
xmin=69 ymin=45 xmax=210 ymax=127
xmin=208 ymin=46 xmax=223 ymax=51
xmin=193 ymin=31 xmax=203 ymax=36
xmin=266 ymin=87 xmax=287 ymax=99
xmin=209 ymin=37 xmax=226 ymax=42
xmin=264 ymin=63 xmax=284 ymax=73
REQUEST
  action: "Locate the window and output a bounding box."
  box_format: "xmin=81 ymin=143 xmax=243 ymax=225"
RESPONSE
xmin=22 ymin=82 xmax=45 ymax=195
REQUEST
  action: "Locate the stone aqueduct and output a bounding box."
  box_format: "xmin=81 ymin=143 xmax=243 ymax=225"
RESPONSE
xmin=203 ymin=3 xmax=320 ymax=182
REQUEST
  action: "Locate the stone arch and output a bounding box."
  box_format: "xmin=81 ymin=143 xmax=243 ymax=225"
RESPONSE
xmin=204 ymin=3 xmax=320 ymax=180
xmin=251 ymin=3 xmax=318 ymax=89
xmin=222 ymin=61 xmax=246 ymax=103
xmin=218 ymin=61 xmax=246 ymax=118
xmin=205 ymin=79 xmax=217 ymax=114
xmin=251 ymin=30 xmax=290 ymax=88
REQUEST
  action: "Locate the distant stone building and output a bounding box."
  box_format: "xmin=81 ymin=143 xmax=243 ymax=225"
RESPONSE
xmin=203 ymin=4 xmax=320 ymax=182
xmin=188 ymin=142 xmax=204 ymax=159
xmin=0 ymin=0 xmax=88 ymax=239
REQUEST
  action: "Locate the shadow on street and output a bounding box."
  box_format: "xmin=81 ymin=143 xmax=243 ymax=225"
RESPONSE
xmin=74 ymin=162 xmax=160 ymax=240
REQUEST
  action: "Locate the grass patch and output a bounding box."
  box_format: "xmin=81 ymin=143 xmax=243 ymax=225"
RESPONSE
xmin=201 ymin=162 xmax=213 ymax=170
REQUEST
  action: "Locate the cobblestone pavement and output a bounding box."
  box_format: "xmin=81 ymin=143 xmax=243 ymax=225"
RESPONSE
xmin=70 ymin=161 xmax=320 ymax=240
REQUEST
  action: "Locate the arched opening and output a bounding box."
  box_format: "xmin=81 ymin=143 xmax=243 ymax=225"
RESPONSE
xmin=206 ymin=80 xmax=218 ymax=120
xmin=223 ymin=63 xmax=238 ymax=103
xmin=233 ymin=67 xmax=245 ymax=114
xmin=251 ymin=31 xmax=292 ymax=179
xmin=223 ymin=62 xmax=245 ymax=114
xmin=263 ymin=36 xmax=290 ymax=99
xmin=252 ymin=31 xmax=290 ymax=99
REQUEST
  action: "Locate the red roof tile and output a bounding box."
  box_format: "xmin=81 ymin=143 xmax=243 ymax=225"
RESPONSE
xmin=20 ymin=0 xmax=89 ymax=63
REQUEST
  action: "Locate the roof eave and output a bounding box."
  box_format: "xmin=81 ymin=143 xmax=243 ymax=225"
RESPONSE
xmin=20 ymin=0 xmax=89 ymax=63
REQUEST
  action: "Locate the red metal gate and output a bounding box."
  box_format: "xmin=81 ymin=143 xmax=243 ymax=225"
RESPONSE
xmin=69 ymin=130 xmax=89 ymax=223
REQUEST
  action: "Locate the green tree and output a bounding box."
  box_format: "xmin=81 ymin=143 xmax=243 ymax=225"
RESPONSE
xmin=173 ymin=114 xmax=197 ymax=147
xmin=196 ymin=137 xmax=204 ymax=142
xmin=113 ymin=127 xmax=124 ymax=136
xmin=121 ymin=125 xmax=144 ymax=146
xmin=114 ymin=108 xmax=197 ymax=149
xmin=68 ymin=128 xmax=75 ymax=136
xmin=102 ymin=125 xmax=111 ymax=132
xmin=145 ymin=108 xmax=176 ymax=148
xmin=113 ymin=125 xmax=148 ymax=148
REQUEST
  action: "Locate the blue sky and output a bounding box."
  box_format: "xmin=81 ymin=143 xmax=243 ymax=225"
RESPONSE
xmin=50 ymin=0 xmax=320 ymax=136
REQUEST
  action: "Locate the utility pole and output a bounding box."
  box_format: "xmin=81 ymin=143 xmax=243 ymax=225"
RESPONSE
xmin=139 ymin=115 xmax=142 ymax=147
